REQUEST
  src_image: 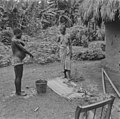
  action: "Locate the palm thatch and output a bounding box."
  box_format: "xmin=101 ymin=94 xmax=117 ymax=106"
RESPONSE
xmin=79 ymin=0 xmax=120 ymax=25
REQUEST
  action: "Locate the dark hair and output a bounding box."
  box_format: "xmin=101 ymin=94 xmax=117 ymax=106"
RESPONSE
xmin=13 ymin=28 xmax=22 ymax=39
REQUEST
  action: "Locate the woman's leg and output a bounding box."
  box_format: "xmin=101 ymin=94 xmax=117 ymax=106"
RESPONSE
xmin=63 ymin=63 xmax=67 ymax=78
xmin=64 ymin=56 xmax=71 ymax=81
xmin=66 ymin=70 xmax=71 ymax=81
xmin=14 ymin=64 xmax=26 ymax=96
xmin=64 ymin=70 xmax=67 ymax=78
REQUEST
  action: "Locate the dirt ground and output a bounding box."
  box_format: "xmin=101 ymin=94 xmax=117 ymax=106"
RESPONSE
xmin=0 ymin=61 xmax=120 ymax=119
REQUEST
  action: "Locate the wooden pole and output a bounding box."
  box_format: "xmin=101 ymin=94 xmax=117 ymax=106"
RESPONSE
xmin=102 ymin=68 xmax=120 ymax=98
xmin=102 ymin=68 xmax=106 ymax=94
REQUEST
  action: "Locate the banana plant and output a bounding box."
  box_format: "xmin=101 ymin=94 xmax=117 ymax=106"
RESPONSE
xmin=48 ymin=0 xmax=84 ymax=27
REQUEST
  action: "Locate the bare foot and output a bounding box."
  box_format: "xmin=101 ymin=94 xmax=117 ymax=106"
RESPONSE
xmin=21 ymin=90 xmax=25 ymax=93
xmin=63 ymin=79 xmax=71 ymax=84
xmin=16 ymin=92 xmax=27 ymax=96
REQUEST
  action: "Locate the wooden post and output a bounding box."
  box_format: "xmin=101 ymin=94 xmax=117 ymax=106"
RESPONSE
xmin=102 ymin=68 xmax=106 ymax=94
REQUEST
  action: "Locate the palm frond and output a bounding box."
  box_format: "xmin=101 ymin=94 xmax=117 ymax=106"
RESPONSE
xmin=41 ymin=18 xmax=50 ymax=23
xmin=79 ymin=0 xmax=120 ymax=23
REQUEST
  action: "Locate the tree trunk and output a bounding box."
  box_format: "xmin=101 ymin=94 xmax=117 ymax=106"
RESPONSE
xmin=103 ymin=22 xmax=120 ymax=71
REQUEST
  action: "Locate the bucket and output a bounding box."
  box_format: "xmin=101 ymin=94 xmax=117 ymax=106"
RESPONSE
xmin=35 ymin=80 xmax=47 ymax=94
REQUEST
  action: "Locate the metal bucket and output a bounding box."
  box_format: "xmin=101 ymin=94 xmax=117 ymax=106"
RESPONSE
xmin=35 ymin=80 xmax=47 ymax=94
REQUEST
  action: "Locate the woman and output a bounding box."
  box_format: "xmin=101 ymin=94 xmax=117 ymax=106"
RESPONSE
xmin=11 ymin=28 xmax=33 ymax=96
xmin=58 ymin=25 xmax=72 ymax=82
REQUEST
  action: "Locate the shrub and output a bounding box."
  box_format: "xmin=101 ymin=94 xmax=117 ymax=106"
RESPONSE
xmin=73 ymin=49 xmax=105 ymax=61
xmin=89 ymin=41 xmax=106 ymax=51
xmin=67 ymin=25 xmax=92 ymax=47
xmin=0 ymin=29 xmax=13 ymax=46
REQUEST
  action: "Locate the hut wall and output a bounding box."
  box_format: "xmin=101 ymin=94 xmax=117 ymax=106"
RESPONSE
xmin=104 ymin=22 xmax=120 ymax=71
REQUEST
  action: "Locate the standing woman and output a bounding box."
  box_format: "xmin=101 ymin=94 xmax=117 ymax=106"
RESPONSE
xmin=58 ymin=25 xmax=72 ymax=82
xmin=11 ymin=28 xmax=33 ymax=96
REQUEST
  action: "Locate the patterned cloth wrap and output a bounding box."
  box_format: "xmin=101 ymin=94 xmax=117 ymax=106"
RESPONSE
xmin=59 ymin=34 xmax=71 ymax=70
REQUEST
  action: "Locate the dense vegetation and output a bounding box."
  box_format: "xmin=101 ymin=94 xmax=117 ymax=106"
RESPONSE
xmin=0 ymin=0 xmax=105 ymax=67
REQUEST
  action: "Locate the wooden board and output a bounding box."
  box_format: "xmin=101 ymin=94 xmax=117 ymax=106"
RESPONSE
xmin=48 ymin=77 xmax=84 ymax=99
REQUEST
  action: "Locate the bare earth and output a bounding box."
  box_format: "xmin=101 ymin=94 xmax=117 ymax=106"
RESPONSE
xmin=0 ymin=61 xmax=120 ymax=119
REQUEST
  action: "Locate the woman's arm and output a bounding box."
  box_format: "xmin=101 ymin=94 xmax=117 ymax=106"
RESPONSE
xmin=68 ymin=38 xmax=72 ymax=59
xmin=15 ymin=41 xmax=33 ymax=58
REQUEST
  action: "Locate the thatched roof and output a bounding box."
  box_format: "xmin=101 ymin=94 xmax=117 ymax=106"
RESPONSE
xmin=79 ymin=0 xmax=120 ymax=24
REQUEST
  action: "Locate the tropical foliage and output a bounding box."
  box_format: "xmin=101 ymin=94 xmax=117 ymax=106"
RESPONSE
xmin=0 ymin=0 xmax=107 ymax=67
xmin=0 ymin=0 xmax=50 ymax=33
xmin=48 ymin=0 xmax=85 ymax=27
xmin=0 ymin=0 xmax=84 ymax=33
xmin=79 ymin=0 xmax=120 ymax=27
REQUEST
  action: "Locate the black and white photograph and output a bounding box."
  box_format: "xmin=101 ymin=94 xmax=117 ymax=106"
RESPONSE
xmin=0 ymin=0 xmax=120 ymax=119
